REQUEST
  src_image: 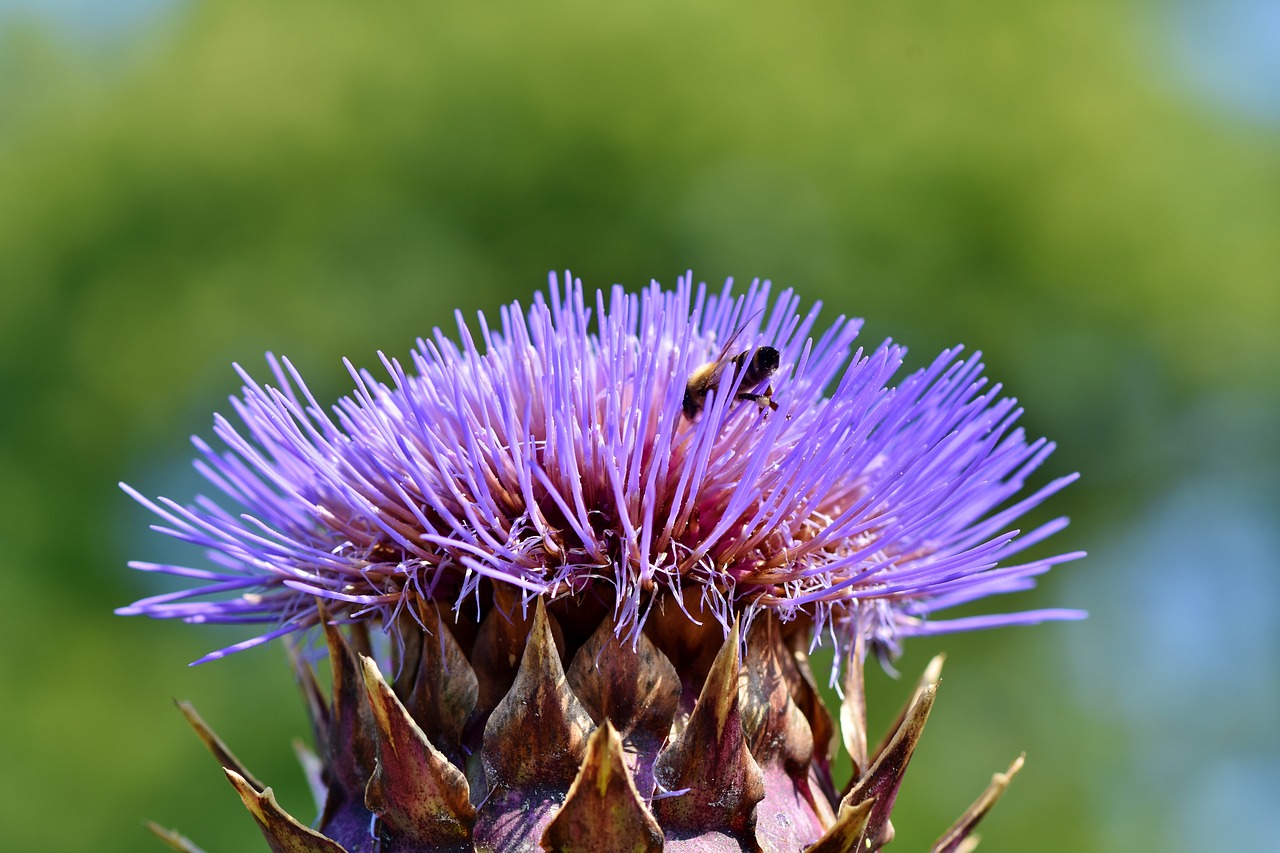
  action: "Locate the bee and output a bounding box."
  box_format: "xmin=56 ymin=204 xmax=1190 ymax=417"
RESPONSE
xmin=683 ymin=330 xmax=781 ymax=421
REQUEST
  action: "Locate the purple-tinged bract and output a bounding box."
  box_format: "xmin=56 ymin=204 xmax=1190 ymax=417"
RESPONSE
xmin=120 ymin=273 xmax=1084 ymax=664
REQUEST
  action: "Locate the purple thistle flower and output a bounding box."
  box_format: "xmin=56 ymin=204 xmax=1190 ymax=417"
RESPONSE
xmin=119 ymin=273 xmax=1084 ymax=666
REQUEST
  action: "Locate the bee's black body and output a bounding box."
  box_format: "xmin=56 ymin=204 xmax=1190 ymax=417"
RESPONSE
xmin=682 ymin=345 xmax=781 ymax=421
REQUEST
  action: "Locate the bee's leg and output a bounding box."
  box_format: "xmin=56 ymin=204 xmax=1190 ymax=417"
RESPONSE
xmin=736 ymin=387 xmax=780 ymax=412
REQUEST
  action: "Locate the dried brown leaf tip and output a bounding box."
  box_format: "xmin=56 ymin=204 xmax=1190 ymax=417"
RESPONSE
xmin=174 ymin=699 xmax=264 ymax=793
xmin=839 ymin=633 xmax=870 ymax=780
xmin=473 ymin=597 xmax=595 ymax=852
xmin=566 ymin=614 xmax=680 ymax=797
xmin=225 ymin=769 xmax=349 ymax=853
xmin=145 ymin=821 xmax=210 ymax=853
xmin=804 ymin=796 xmax=876 ymax=853
xmin=361 ymin=655 xmax=475 ymax=851
xmin=652 ymin=617 xmax=766 ymax=850
xmin=176 ymin=690 xmax=354 ymax=851
xmin=400 ymin=602 xmax=479 ymax=771
xmin=839 ymin=654 xmax=943 ymax=851
xmin=470 ymin=585 xmax=545 ymax=730
xmin=930 ymin=754 xmax=1025 ymax=853
xmin=541 ymin=720 xmax=664 ymax=853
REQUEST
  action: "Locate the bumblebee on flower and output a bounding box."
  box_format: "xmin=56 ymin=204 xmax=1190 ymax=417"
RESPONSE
xmin=124 ymin=273 xmax=1083 ymax=852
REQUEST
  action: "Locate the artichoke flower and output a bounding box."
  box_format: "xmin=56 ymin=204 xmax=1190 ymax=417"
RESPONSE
xmin=123 ymin=274 xmax=1083 ymax=852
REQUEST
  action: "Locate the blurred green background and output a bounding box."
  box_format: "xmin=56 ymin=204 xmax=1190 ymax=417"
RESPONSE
xmin=2 ymin=0 xmax=1277 ymax=850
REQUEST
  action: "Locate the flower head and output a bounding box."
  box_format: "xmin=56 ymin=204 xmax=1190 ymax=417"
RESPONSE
xmin=120 ymin=273 xmax=1083 ymax=665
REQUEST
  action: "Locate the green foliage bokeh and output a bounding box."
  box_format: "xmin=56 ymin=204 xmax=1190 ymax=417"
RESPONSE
xmin=1 ymin=1 xmax=1276 ymax=850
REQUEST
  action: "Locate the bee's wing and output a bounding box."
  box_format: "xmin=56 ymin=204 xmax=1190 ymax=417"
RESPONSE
xmin=708 ymin=305 xmax=766 ymax=361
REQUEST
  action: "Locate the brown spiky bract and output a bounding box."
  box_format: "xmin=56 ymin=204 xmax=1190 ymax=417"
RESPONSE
xmin=165 ymin=598 xmax=1025 ymax=852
